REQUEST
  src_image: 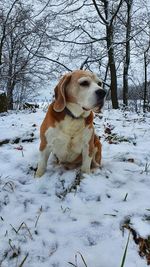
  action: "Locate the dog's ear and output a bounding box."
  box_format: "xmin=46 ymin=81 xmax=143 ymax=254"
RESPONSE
xmin=53 ymin=74 xmax=71 ymax=112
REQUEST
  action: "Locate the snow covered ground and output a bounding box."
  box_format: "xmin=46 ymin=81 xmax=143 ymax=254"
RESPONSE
xmin=0 ymin=107 xmax=150 ymax=267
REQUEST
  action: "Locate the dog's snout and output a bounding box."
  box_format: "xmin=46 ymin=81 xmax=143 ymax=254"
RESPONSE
xmin=95 ymin=89 xmax=106 ymax=99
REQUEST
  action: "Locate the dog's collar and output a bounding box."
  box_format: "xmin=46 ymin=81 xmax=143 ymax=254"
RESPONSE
xmin=64 ymin=107 xmax=81 ymax=119
xmin=65 ymin=103 xmax=91 ymax=119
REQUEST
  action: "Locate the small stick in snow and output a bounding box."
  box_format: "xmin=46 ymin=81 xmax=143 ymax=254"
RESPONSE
xmin=34 ymin=206 xmax=43 ymax=228
xmin=18 ymin=253 xmax=29 ymax=267
xmin=123 ymin=193 xmax=128 ymax=201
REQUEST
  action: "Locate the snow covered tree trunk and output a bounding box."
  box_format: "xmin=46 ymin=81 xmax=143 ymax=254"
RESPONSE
xmin=0 ymin=91 xmax=7 ymax=113
xmin=123 ymin=0 xmax=132 ymax=106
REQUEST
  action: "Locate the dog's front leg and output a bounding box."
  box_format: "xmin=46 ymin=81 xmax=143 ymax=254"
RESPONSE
xmin=81 ymin=128 xmax=93 ymax=173
xmin=35 ymin=146 xmax=51 ymax=178
xmin=81 ymin=145 xmax=92 ymax=173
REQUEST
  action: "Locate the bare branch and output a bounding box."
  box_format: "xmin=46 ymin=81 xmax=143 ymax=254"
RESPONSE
xmin=19 ymin=39 xmax=72 ymax=72
xmin=80 ymin=56 xmax=89 ymax=69
xmin=32 ymin=0 xmax=51 ymax=19
xmin=110 ymin=0 xmax=124 ymax=26
xmin=92 ymin=0 xmax=108 ymax=25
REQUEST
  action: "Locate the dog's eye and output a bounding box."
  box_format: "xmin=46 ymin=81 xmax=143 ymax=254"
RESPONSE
xmin=98 ymin=81 xmax=102 ymax=87
xmin=80 ymin=80 xmax=90 ymax=87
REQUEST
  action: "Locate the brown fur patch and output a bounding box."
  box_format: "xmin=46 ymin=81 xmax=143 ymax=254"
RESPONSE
xmin=63 ymin=154 xmax=82 ymax=170
xmin=65 ymin=94 xmax=77 ymax=103
xmin=84 ymin=111 xmax=94 ymax=127
xmin=88 ymin=132 xmax=95 ymax=158
xmin=53 ymin=74 xmax=71 ymax=112
xmin=94 ymin=134 xmax=102 ymax=165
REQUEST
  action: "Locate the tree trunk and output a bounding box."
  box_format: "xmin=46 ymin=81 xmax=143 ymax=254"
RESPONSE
xmin=0 ymin=92 xmax=7 ymax=113
xmin=6 ymin=50 xmax=15 ymax=110
xmin=7 ymin=82 xmax=14 ymax=110
xmin=6 ymin=67 xmax=15 ymax=110
xmin=92 ymin=0 xmax=124 ymax=108
xmin=106 ymin=24 xmax=119 ymax=109
xmin=104 ymin=0 xmax=119 ymax=109
xmin=123 ymin=0 xmax=132 ymax=106
xmin=143 ymin=51 xmax=148 ymax=113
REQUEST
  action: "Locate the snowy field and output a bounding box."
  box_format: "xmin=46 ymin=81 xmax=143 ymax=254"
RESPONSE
xmin=0 ymin=107 xmax=150 ymax=267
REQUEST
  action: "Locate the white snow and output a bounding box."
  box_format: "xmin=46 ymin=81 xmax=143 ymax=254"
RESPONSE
xmin=0 ymin=107 xmax=150 ymax=267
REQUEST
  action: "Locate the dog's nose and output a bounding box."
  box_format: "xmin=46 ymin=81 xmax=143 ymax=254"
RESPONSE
xmin=95 ymin=89 xmax=106 ymax=99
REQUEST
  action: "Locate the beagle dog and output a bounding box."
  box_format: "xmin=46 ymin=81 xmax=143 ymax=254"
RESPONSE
xmin=36 ymin=70 xmax=106 ymax=177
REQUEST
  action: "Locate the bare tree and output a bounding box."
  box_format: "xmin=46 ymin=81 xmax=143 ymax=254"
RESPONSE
xmin=41 ymin=0 xmax=125 ymax=108
xmin=0 ymin=0 xmax=19 ymax=68
xmin=0 ymin=0 xmax=49 ymax=109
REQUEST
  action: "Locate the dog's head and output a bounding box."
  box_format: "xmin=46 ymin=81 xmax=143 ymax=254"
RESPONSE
xmin=53 ymin=70 xmax=107 ymax=114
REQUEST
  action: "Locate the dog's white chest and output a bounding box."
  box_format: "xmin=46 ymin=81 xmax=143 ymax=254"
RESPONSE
xmin=59 ymin=115 xmax=84 ymax=136
xmin=45 ymin=115 xmax=90 ymax=162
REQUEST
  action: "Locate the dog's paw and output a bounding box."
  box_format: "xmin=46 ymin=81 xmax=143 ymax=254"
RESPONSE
xmin=35 ymin=168 xmax=45 ymax=178
xmin=81 ymin=166 xmax=90 ymax=174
